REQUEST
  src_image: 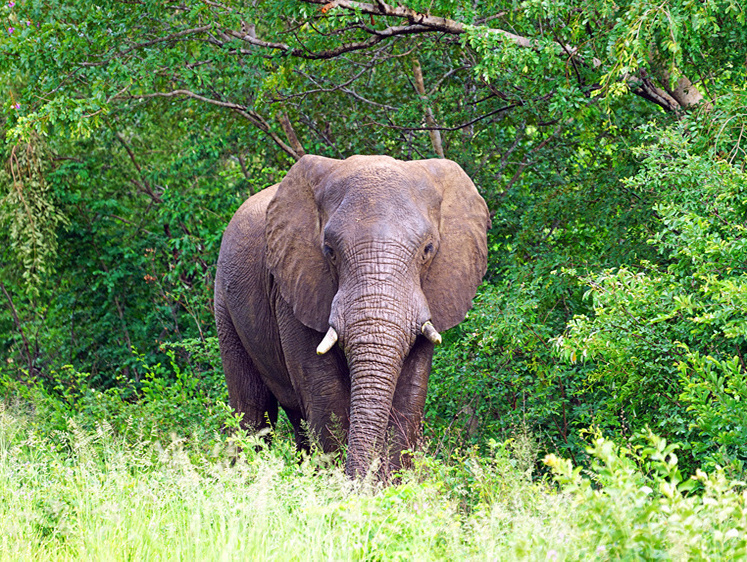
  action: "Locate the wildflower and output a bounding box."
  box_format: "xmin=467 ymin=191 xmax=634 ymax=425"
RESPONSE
xmin=546 ymin=550 xmax=559 ymax=561
xmin=7 ymin=26 xmax=13 ymax=34
xmin=8 ymin=1 xmax=15 ymax=7
xmin=13 ymin=103 xmax=20 ymax=110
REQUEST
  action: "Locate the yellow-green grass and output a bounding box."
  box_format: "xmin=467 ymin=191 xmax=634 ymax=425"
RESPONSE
xmin=1 ymin=400 xmax=745 ymax=561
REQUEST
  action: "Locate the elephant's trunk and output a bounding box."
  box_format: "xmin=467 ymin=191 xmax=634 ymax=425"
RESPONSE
xmin=334 ymin=277 xmax=421 ymax=478
xmin=330 ymin=241 xmax=433 ymax=478
xmin=344 ymin=329 xmax=411 ymax=479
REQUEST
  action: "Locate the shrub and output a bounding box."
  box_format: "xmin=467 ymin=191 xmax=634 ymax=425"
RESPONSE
xmin=546 ymin=429 xmax=747 ymax=560
xmin=0 ymin=337 xmax=227 ymax=441
xmin=555 ymin=116 xmax=747 ymax=474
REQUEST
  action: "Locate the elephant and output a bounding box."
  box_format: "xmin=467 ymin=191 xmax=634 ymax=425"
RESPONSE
xmin=214 ymin=154 xmax=489 ymax=478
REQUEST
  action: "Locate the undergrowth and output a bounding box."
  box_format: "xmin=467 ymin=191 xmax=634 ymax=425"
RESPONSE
xmin=1 ymin=378 xmax=746 ymax=560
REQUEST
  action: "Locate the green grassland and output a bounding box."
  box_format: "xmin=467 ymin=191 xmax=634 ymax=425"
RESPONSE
xmin=1 ymin=372 xmax=745 ymax=561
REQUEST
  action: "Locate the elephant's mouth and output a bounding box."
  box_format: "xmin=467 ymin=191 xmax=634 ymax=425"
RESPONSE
xmin=315 ymin=320 xmax=440 ymax=356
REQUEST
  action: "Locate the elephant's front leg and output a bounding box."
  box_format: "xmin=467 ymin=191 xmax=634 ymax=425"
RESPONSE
xmin=215 ymin=292 xmax=279 ymax=434
xmin=275 ymin=298 xmax=352 ymax=453
xmin=388 ymin=337 xmax=435 ymax=471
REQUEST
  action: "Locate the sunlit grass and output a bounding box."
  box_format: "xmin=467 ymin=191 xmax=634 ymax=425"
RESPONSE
xmin=1 ymin=396 xmax=745 ymax=560
xmin=0 ymin=399 xmax=564 ymax=560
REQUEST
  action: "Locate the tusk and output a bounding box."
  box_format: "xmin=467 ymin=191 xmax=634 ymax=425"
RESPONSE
xmin=421 ymin=321 xmax=442 ymax=345
xmin=316 ymin=326 xmax=338 ymax=355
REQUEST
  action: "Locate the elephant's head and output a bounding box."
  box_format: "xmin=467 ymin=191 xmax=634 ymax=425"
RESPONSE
xmin=265 ymin=155 xmax=489 ymax=477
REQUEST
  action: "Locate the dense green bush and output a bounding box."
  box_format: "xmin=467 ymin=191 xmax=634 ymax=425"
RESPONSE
xmin=545 ymin=430 xmax=747 ymax=560
xmin=429 ymin=105 xmax=747 ymax=476
xmin=0 ymin=337 xmax=226 ymax=440
xmin=556 ymin=113 xmax=747 ymax=473
xmin=428 ymin=282 xmax=594 ymax=464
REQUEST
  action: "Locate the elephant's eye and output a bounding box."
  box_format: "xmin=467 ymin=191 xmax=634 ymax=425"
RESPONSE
xmin=422 ymin=243 xmax=435 ymax=262
xmin=323 ymin=244 xmax=336 ymax=263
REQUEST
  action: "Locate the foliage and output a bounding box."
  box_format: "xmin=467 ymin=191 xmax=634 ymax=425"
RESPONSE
xmin=430 ymin=282 xmax=592 ymax=463
xmin=0 ymin=337 xmax=226 ymax=440
xmin=0 ymin=135 xmax=67 ymax=290
xmin=555 ymin=108 xmax=747 ymax=473
xmin=546 ymin=429 xmax=747 ymax=560
xmin=0 ymin=0 xmax=746 ymax=482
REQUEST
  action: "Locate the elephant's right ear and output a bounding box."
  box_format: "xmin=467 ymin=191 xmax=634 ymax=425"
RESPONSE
xmin=265 ymin=155 xmax=339 ymax=333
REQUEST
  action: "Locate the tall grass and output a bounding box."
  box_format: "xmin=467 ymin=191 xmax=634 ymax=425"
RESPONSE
xmin=0 ymin=399 xmax=546 ymax=560
xmin=1 ymin=392 xmax=746 ymax=560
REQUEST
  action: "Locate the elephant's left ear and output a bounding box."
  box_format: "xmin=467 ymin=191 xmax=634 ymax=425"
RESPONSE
xmin=411 ymin=159 xmax=490 ymax=332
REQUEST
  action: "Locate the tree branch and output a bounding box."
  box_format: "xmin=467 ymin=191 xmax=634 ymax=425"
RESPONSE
xmin=277 ymin=112 xmax=306 ymax=157
xmin=0 ymin=281 xmax=34 ymax=375
xmin=292 ymin=69 xmax=398 ymax=110
xmin=115 ymin=132 xmax=162 ymax=203
xmin=286 ymin=0 xmax=704 ymax=113
xmin=220 ymin=24 xmax=437 ymax=59
xmin=117 ymin=90 xmax=302 ymax=160
xmin=81 ymin=26 xmax=213 ymax=67
xmin=366 ymin=103 xmax=517 ymax=132
xmin=269 ymin=51 xmax=384 ymax=103
xmin=504 ymin=123 xmax=563 ymax=192
xmin=412 ymin=57 xmax=444 ymax=158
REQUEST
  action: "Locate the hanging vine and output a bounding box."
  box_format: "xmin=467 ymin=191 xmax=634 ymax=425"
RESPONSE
xmin=0 ymin=134 xmax=67 ymax=293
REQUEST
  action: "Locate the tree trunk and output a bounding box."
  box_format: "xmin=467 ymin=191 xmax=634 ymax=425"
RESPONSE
xmin=412 ymin=58 xmax=445 ymax=158
xmin=277 ymin=112 xmax=306 ymax=158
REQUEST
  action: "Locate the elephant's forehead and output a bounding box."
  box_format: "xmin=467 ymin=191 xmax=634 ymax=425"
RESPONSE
xmin=327 ymin=182 xmax=434 ymax=228
xmin=324 ymin=197 xmax=437 ymax=249
xmin=319 ymin=164 xmax=440 ymax=211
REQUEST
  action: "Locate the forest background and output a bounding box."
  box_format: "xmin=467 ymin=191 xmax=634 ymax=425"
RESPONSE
xmin=1 ymin=1 xmax=747 ymax=555
xmin=3 ymin=0 xmax=747 ymax=472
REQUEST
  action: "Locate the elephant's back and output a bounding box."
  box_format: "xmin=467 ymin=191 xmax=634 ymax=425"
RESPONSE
xmin=218 ymin=185 xmax=278 ymax=272
xmin=216 ymin=184 xmax=279 ymax=330
xmin=226 ymin=183 xmax=279 ymax=238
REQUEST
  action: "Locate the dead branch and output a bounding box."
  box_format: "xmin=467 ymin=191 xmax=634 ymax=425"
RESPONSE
xmin=412 ymin=58 xmax=444 ymax=158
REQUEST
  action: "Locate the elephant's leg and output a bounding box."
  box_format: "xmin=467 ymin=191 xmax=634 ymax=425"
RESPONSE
xmin=306 ymin=373 xmax=351 ymax=456
xmin=275 ymin=298 xmax=351 ymax=455
xmin=388 ymin=337 xmax=435 ymax=470
xmin=216 ymin=307 xmax=278 ymax=433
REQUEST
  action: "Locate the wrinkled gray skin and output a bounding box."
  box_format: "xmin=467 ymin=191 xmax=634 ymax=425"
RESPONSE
xmin=214 ymin=155 xmax=489 ymax=478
